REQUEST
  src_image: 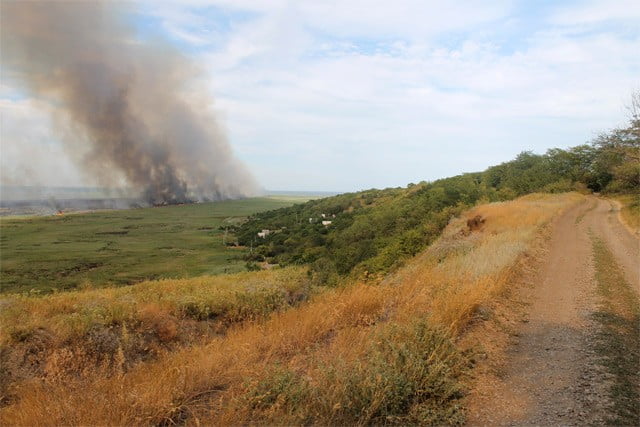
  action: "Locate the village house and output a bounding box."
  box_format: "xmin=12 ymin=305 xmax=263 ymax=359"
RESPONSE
xmin=257 ymin=229 xmax=271 ymax=238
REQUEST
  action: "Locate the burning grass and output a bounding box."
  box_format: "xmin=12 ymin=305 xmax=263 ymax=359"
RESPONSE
xmin=0 ymin=193 xmax=584 ymax=425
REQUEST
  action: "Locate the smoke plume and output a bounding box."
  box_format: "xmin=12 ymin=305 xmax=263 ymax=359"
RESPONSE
xmin=1 ymin=1 xmax=258 ymax=204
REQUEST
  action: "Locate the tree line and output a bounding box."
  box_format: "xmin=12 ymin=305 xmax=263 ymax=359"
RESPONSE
xmin=236 ymin=98 xmax=639 ymax=284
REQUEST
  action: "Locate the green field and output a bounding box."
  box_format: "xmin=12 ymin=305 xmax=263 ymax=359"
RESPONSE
xmin=0 ymin=197 xmax=304 ymax=294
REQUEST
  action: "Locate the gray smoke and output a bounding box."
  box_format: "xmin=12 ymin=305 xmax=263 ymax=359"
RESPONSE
xmin=1 ymin=1 xmax=258 ymax=205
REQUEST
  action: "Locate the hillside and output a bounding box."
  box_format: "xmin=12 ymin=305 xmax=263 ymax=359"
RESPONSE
xmin=0 ymin=268 xmax=312 ymax=396
xmin=236 ymin=116 xmax=638 ymax=283
xmin=2 ymin=113 xmax=635 ymax=295
xmin=0 ymin=192 xmax=586 ymax=424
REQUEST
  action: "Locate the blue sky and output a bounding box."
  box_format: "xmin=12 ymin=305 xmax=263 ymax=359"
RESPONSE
xmin=1 ymin=0 xmax=639 ymax=192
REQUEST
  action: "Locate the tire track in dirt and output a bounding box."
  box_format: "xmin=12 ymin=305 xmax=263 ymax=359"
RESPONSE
xmin=467 ymin=196 xmax=639 ymax=426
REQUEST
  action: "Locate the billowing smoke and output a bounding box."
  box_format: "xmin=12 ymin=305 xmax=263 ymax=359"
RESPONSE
xmin=1 ymin=1 xmax=258 ymax=205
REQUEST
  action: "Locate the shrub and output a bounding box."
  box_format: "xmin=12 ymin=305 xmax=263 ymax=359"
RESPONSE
xmin=240 ymin=321 xmax=467 ymax=425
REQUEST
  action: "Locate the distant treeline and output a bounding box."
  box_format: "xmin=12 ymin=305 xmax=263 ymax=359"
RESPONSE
xmin=237 ymin=106 xmax=638 ymax=283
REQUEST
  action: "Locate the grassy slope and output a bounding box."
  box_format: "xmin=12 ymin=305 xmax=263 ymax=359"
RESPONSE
xmin=0 ymin=193 xmax=584 ymax=425
xmin=237 ymin=179 xmax=483 ymax=282
xmin=0 ymin=197 xmax=303 ymax=293
xmin=0 ymin=268 xmax=312 ymax=399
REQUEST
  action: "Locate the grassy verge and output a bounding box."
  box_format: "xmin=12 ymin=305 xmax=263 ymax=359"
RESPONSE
xmin=613 ymin=194 xmax=640 ymax=234
xmin=0 ymin=197 xmax=302 ymax=294
xmin=0 ymin=193 xmax=583 ymax=425
xmin=591 ymin=235 xmax=640 ymax=425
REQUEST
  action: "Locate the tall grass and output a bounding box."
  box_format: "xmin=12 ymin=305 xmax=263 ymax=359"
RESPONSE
xmin=1 ymin=268 xmax=311 ymax=343
xmin=0 ymin=268 xmax=311 ymax=398
xmin=0 ymin=193 xmax=584 ymax=425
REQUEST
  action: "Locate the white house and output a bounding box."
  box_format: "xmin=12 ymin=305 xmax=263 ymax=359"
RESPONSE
xmin=322 ymin=220 xmax=332 ymax=226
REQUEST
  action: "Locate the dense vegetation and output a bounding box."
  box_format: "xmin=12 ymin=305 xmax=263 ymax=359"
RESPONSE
xmin=237 ymin=110 xmax=639 ymax=282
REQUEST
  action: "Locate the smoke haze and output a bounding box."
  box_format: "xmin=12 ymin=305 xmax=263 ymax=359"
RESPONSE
xmin=1 ymin=1 xmax=258 ymax=204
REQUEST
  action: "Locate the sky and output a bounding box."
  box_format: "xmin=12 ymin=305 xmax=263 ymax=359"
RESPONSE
xmin=1 ymin=0 xmax=639 ymax=193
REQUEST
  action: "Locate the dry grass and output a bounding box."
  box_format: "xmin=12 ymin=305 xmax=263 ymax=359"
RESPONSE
xmin=0 ymin=192 xmax=584 ymax=425
xmin=1 ymin=267 xmax=311 ymax=344
xmin=613 ymin=194 xmax=640 ymax=235
xmin=0 ymin=268 xmax=312 ymax=401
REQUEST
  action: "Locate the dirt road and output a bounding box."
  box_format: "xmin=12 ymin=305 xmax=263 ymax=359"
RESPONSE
xmin=468 ymin=196 xmax=639 ymax=426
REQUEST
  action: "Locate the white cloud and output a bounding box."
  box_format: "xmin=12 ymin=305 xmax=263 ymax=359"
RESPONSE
xmin=2 ymin=0 xmax=638 ymax=191
xmin=184 ymin=1 xmax=638 ymax=190
xmin=550 ymin=0 xmax=640 ymax=26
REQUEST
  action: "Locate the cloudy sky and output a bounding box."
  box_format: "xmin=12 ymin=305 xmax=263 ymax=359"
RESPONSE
xmin=1 ymin=0 xmax=639 ymax=192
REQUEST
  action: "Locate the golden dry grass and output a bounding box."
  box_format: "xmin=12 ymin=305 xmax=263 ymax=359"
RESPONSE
xmin=1 ymin=267 xmax=311 ymax=345
xmin=0 ymin=192 xmax=585 ymax=425
xmin=0 ymin=268 xmax=312 ymax=402
xmin=613 ymin=194 xmax=640 ymax=234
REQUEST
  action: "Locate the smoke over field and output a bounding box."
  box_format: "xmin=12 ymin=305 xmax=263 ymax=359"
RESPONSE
xmin=1 ymin=1 xmax=257 ymax=204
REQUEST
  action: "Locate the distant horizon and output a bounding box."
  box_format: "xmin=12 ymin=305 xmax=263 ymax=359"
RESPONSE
xmin=0 ymin=184 xmax=341 ymax=201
